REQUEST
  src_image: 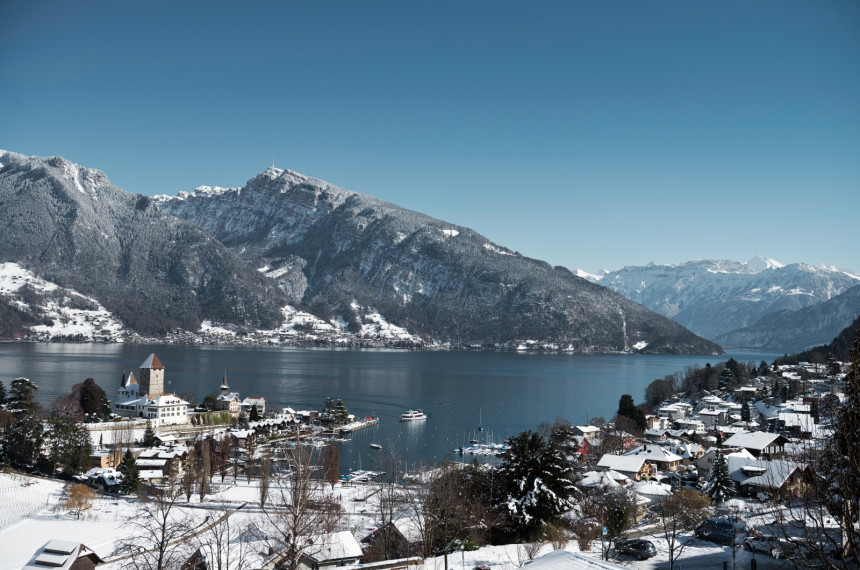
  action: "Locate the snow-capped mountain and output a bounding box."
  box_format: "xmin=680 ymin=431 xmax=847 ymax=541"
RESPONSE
xmin=714 ymin=284 xmax=860 ymax=352
xmin=154 ymin=165 xmax=721 ymax=353
xmin=582 ymin=257 xmax=860 ymax=344
xmin=0 ymin=150 xmax=288 ymax=336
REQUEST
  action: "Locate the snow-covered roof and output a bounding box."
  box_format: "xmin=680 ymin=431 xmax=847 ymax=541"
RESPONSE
xmin=22 ymin=540 xmax=103 ymax=570
xmin=303 ymin=531 xmax=363 ymax=563
xmin=722 ymin=431 xmax=786 ymax=451
xmin=596 ymin=454 xmax=648 ymax=474
xmin=580 ymin=470 xmax=624 ymax=488
xmin=148 ymin=394 xmax=188 ymax=406
xmin=623 ymin=445 xmax=682 ymax=463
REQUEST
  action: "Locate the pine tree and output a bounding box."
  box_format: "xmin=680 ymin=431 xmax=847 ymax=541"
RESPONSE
xmin=0 ymin=380 xmax=7 ymax=407
xmin=118 ymin=449 xmax=140 ymax=494
xmin=141 ymin=420 xmax=156 ymax=447
xmin=497 ymin=430 xmax=577 ymax=541
xmin=249 ymin=405 xmax=261 ymax=422
xmin=703 ymin=449 xmax=733 ymax=505
xmin=741 ymin=401 xmax=751 ymax=423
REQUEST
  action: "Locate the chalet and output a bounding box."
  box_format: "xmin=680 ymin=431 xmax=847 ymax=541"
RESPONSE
xmin=22 ymin=540 xmax=103 ymax=570
xmin=672 ymin=442 xmax=705 ymax=463
xmin=722 ymin=431 xmax=789 ymax=460
xmin=726 ymin=456 xmax=812 ymax=498
xmin=596 ymin=454 xmax=652 ymax=481
xmin=622 ymin=444 xmax=682 ymax=472
xmin=113 ymin=354 xmax=188 ymax=426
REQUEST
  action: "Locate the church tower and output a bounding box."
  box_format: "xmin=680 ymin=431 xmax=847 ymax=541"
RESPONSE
xmin=138 ymin=353 xmax=165 ymax=397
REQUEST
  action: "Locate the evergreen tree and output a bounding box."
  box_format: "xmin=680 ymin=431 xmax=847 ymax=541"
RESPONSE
xmin=497 ymin=430 xmax=577 ymax=541
xmin=5 ymin=378 xmax=43 ymax=469
xmin=118 ymin=449 xmax=140 ymax=494
xmin=715 ymin=431 xmax=723 ymax=448
xmin=334 ymin=399 xmax=349 ymax=423
xmin=817 ymin=328 xmax=860 ymax=559
xmin=76 ymin=378 xmax=111 ymax=420
xmin=703 ymin=449 xmax=733 ymax=505
xmin=616 ymin=394 xmax=646 ymax=433
xmin=141 ymin=420 xmax=156 ymax=447
xmin=0 ymin=380 xmax=6 ymax=407
xmin=741 ymin=401 xmax=751 ymax=423
xmin=46 ymin=401 xmax=92 ymax=475
xmin=249 ymin=405 xmax=261 ymax=422
xmin=9 ymin=377 xmax=38 ymax=413
xmin=811 ymin=399 xmax=820 ymax=424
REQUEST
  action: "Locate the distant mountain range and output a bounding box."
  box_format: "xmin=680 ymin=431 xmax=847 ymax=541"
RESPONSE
xmin=581 ymin=258 xmax=860 ymax=352
xmin=0 ymin=150 xmax=720 ymax=354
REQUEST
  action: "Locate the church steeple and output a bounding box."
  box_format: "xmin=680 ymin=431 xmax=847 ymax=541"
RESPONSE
xmin=220 ymin=371 xmax=230 ymax=396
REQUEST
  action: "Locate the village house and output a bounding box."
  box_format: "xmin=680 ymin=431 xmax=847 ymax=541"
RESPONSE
xmin=726 ymin=456 xmax=812 ymax=499
xmin=675 ymin=418 xmax=706 ymax=434
xmin=657 ymin=402 xmax=690 ymax=421
xmin=722 ymin=431 xmax=789 ymax=460
xmin=113 ymin=354 xmax=189 ymax=426
xmin=622 ymin=444 xmax=683 ymax=472
xmin=699 ymin=407 xmax=729 ymax=429
xmin=23 ymin=540 xmax=103 ymax=570
xmin=241 ymin=395 xmax=267 ymax=416
xmin=574 ymin=425 xmax=601 ymax=440
xmin=596 ymin=454 xmax=653 ymax=481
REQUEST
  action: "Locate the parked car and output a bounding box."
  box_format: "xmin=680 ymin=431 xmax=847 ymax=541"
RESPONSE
xmin=743 ymin=535 xmax=792 ymax=559
xmin=695 ymin=518 xmax=746 ymax=546
xmin=616 ymin=539 xmax=657 ymax=560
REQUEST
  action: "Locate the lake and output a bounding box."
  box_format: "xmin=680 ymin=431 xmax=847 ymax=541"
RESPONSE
xmin=0 ymin=343 xmax=781 ymax=471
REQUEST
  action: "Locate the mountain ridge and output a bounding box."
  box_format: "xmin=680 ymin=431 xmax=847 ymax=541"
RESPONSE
xmin=154 ymin=162 xmax=722 ymax=354
xmin=580 ymin=257 xmax=860 ymax=348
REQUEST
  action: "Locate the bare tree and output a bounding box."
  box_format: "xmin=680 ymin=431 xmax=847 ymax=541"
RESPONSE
xmin=371 ymin=445 xmax=408 ymax=561
xmin=199 ymin=438 xmax=211 ymax=501
xmin=324 ymin=440 xmax=339 ymax=490
xmin=112 ymin=470 xmax=192 ymax=570
xmin=181 ymin=445 xmax=199 ymax=503
xmin=64 ymin=483 xmax=96 ymax=520
xmin=259 ymin=451 xmax=270 ymax=508
xmin=652 ymin=489 xmax=711 ymax=570
xmin=190 ymin=507 xmax=251 ymax=570
xmin=260 ymin=437 xmax=341 ymax=570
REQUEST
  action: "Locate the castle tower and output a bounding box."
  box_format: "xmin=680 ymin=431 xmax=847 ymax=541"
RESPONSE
xmin=138 ymin=353 xmax=165 ymax=397
xmin=220 ymin=371 xmax=230 ymax=396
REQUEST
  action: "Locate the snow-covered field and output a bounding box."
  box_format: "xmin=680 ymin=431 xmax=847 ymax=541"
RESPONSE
xmin=0 ymin=471 xmax=792 ymax=570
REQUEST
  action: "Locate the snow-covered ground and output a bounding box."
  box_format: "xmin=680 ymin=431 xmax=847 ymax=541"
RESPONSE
xmin=0 ymin=469 xmax=797 ymax=570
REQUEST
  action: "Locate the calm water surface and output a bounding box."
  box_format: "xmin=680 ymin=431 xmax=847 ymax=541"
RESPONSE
xmin=0 ymin=344 xmax=781 ymax=470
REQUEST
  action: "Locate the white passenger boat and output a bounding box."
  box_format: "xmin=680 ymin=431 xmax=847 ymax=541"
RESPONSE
xmin=400 ymin=409 xmax=427 ymax=421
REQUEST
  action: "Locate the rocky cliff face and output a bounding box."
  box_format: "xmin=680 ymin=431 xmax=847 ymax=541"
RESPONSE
xmin=0 ymin=150 xmax=288 ymax=335
xmin=156 ymin=167 xmax=722 ymax=354
xmin=585 ymin=258 xmax=860 ymax=343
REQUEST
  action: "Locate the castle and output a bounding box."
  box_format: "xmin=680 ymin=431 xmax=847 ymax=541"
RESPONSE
xmin=113 ymin=353 xmax=189 ymax=426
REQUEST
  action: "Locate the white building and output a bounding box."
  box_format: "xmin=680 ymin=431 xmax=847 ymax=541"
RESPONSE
xmin=113 ymin=353 xmax=188 ymax=426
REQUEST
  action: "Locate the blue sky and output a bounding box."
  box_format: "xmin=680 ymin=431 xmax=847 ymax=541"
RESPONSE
xmin=2 ymin=1 xmax=858 ymax=273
